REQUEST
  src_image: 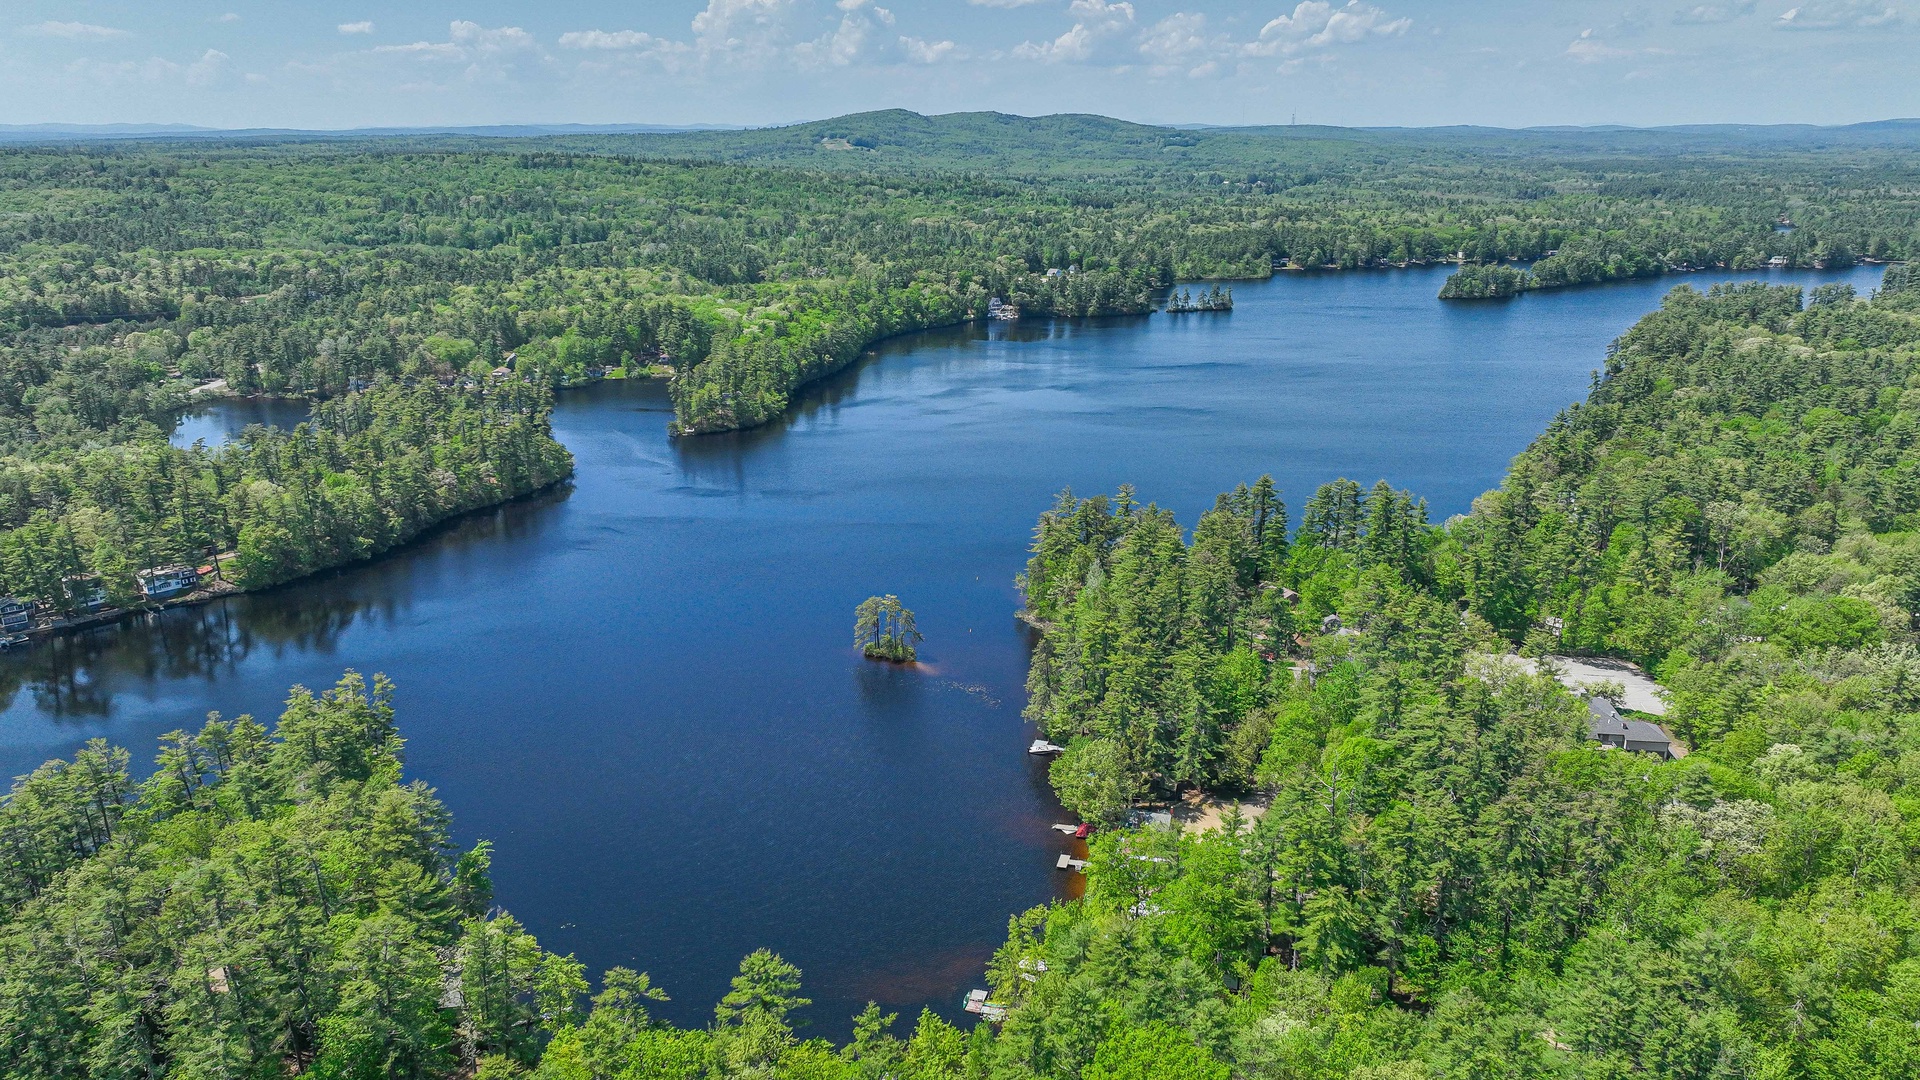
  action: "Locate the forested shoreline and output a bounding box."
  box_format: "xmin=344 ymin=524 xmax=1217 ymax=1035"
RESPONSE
xmin=0 ymin=379 xmax=572 ymax=616
xmin=9 ymin=113 xmax=1920 ymax=1077
xmin=999 ymin=265 xmax=1920 ymax=1078
xmin=8 ymin=267 xmax=1920 ymax=1080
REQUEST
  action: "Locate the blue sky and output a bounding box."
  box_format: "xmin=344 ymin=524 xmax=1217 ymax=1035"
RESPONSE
xmin=1 ymin=1 xmax=1913 ymax=129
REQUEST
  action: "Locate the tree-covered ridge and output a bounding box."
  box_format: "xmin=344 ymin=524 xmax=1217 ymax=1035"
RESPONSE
xmin=984 ymin=267 xmax=1920 ymax=1078
xmin=1454 ymin=272 xmax=1920 ymax=740
xmin=2 ymin=130 xmax=1915 ymax=442
xmin=0 ymin=378 xmax=572 ymax=610
xmin=569 ymin=109 xmax=1920 ymax=182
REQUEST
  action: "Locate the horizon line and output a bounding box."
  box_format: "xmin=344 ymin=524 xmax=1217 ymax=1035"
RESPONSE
xmin=3 ymin=110 xmax=1919 ymax=140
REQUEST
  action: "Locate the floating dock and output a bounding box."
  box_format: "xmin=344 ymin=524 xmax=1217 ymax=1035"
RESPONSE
xmin=963 ymin=988 xmax=1007 ymax=1021
xmin=1056 ymin=853 xmax=1088 ymax=871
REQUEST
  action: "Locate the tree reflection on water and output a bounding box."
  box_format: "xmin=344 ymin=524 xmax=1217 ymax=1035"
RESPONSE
xmin=0 ymin=481 xmax=572 ymax=724
xmin=0 ymin=592 xmax=368 ymax=719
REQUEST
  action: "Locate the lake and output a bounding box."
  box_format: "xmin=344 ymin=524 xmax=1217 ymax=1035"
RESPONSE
xmin=0 ymin=263 xmax=1887 ymax=1034
xmin=169 ymin=395 xmax=312 ymax=449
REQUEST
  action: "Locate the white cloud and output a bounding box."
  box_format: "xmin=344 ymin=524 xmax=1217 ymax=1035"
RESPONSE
xmin=787 ymin=0 xmax=961 ymax=66
xmin=1069 ymin=0 xmax=1138 ymax=26
xmin=24 ymin=21 xmax=129 ymax=40
xmin=559 ymin=29 xmax=666 ymax=50
xmin=359 ymin=20 xmax=547 ymax=87
xmin=1565 ymin=26 xmax=1679 ymax=62
xmin=373 ymin=40 xmax=465 ymax=60
xmin=338 ymin=21 xmax=375 ymax=35
xmin=1139 ymin=12 xmax=1229 ymax=75
xmin=1014 ymin=0 xmax=1134 ymax=62
xmin=796 ymin=0 xmax=895 ymax=66
xmin=691 ymin=0 xmax=795 ymax=58
xmin=1566 ymin=28 xmax=1635 ymax=61
xmin=1249 ymin=1 xmax=1411 ymax=57
xmin=561 ymin=1 xmax=954 ymax=76
xmin=1015 ymin=23 xmax=1097 ymax=61
xmin=63 ymin=48 xmax=241 ymax=89
xmin=186 ymin=49 xmax=232 ymax=87
xmin=1673 ymin=1 xmax=1757 ymax=22
xmin=1776 ymin=1 xmax=1902 ymax=27
xmin=216 ymin=13 xmax=241 ymax=24
xmin=902 ymin=36 xmax=958 ymax=62
xmin=968 ymin=0 xmax=1045 ymax=6
xmin=1112 ymin=1 xmax=1408 ymax=73
xmin=374 ymin=21 xmax=537 ymax=62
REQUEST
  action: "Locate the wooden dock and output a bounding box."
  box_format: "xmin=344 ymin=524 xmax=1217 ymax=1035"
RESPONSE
xmin=1056 ymin=853 xmax=1088 ymax=871
xmin=963 ymin=988 xmax=1008 ymax=1021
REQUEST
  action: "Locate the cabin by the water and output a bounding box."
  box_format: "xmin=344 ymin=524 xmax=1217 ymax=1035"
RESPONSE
xmin=136 ymin=564 xmax=202 ymax=600
xmin=0 ymin=598 xmax=31 ymax=633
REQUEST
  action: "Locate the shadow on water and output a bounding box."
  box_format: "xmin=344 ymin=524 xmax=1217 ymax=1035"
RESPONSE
xmin=676 ymin=315 xmax=1160 ymax=462
xmin=169 ymin=396 xmax=314 ymax=449
xmin=0 ymin=482 xmax=577 ymax=724
xmin=0 ymin=598 xmax=362 ymax=721
xmin=852 ymin=656 xmax=930 ymax=719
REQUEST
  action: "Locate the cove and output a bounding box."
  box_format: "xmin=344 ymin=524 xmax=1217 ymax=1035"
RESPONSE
xmin=0 ymin=262 xmax=1885 ymax=1035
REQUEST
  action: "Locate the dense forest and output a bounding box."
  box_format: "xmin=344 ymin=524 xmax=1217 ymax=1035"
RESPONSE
xmin=0 ymin=379 xmax=571 ymax=610
xmin=8 ymin=113 xmax=1920 ymax=1077
xmin=8 ymin=259 xmax=1920 ymax=1079
xmin=1 ymin=116 xmax=1918 ymax=614
xmin=991 ymin=264 xmax=1920 ymax=1078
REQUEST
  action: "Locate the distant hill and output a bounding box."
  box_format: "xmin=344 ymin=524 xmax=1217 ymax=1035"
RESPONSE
xmin=552 ymin=110 xmax=1920 ymax=180
xmin=4 ymin=110 xmax=1917 ymax=178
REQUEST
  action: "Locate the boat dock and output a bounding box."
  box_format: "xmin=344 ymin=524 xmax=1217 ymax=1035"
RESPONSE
xmin=1056 ymin=853 xmax=1088 ymax=871
xmin=963 ymin=988 xmax=1008 ymax=1021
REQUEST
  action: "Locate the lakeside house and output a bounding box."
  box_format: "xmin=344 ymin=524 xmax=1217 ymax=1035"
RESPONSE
xmin=0 ymin=598 xmax=32 ymax=633
xmin=1586 ymin=696 xmax=1674 ymax=759
xmin=136 ymin=565 xmax=201 ymax=600
xmin=61 ymin=575 xmax=108 ymax=613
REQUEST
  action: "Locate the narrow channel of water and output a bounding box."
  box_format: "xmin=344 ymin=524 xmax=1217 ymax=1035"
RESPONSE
xmin=0 ymin=263 xmax=1886 ymax=1034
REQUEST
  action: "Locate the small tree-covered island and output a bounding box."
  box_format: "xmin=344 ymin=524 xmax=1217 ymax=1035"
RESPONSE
xmin=855 ymin=595 xmax=922 ymax=663
xmin=5 ymin=107 xmax=1920 ymax=1080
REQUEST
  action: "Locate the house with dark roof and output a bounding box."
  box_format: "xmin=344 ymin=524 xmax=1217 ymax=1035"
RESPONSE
xmin=1587 ymin=697 xmax=1673 ymax=759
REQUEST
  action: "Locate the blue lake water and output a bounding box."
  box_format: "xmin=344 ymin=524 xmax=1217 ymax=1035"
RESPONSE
xmin=169 ymin=396 xmax=312 ymax=448
xmin=0 ymin=262 xmax=1886 ymax=1034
